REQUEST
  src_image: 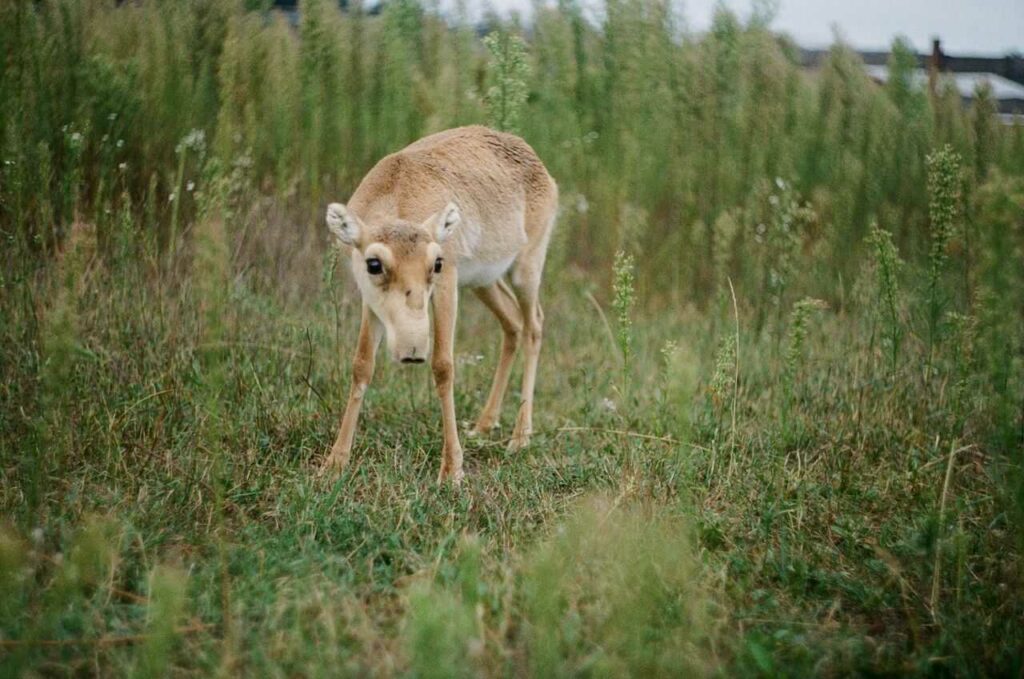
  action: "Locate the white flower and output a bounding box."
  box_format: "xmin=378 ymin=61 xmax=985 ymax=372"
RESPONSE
xmin=186 ymin=181 xmax=195 ymax=192
xmin=600 ymin=397 xmax=617 ymax=412
xmin=118 ymin=162 xmax=127 ymax=171
xmin=176 ymin=128 xmax=207 ymax=155
xmin=661 ymin=339 xmax=680 ymax=364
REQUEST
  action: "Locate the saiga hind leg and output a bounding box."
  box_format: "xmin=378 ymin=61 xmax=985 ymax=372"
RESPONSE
xmin=507 ymin=208 xmax=555 ymax=451
xmin=508 ymin=277 xmax=543 ymax=451
xmin=471 ymin=280 xmax=522 ymax=435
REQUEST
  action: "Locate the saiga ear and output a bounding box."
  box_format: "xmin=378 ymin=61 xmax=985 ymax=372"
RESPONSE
xmin=326 ymin=203 xmax=361 ymax=246
xmin=427 ymin=202 xmax=460 ymax=244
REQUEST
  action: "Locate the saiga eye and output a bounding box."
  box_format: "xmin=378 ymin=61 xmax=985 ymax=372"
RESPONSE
xmin=366 ymin=258 xmax=383 ymax=275
xmin=433 ymin=257 xmax=443 ymax=274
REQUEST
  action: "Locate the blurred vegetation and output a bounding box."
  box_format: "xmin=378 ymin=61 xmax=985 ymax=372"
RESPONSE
xmin=1 ymin=0 xmax=1022 ymax=675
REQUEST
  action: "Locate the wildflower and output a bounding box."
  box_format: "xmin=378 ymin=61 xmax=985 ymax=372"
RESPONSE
xmin=176 ymin=128 xmax=207 ymax=156
xmin=661 ymin=340 xmax=680 ymax=365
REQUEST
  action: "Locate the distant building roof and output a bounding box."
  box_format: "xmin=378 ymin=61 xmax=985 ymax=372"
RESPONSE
xmin=864 ymin=64 xmax=1024 ymax=103
xmin=801 ymin=39 xmax=1024 ymax=119
xmin=800 ymin=39 xmax=1024 ymax=88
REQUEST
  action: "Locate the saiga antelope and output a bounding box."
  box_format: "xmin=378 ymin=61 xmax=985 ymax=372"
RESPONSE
xmin=321 ymin=126 xmax=558 ymax=484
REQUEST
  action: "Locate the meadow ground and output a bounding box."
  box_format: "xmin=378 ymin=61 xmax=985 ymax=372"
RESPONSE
xmin=1 ymin=224 xmax=1021 ymax=676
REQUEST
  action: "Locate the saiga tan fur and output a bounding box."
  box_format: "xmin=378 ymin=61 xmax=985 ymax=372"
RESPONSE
xmin=321 ymin=126 xmax=558 ymax=484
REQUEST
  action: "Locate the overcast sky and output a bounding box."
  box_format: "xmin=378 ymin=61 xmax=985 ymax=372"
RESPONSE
xmin=694 ymin=0 xmax=1024 ymax=55
xmin=480 ymin=0 xmax=1024 ymax=55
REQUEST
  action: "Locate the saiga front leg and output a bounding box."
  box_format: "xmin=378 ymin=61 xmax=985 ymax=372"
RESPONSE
xmin=321 ymin=303 xmax=381 ymax=475
xmin=431 ymin=274 xmax=464 ymax=484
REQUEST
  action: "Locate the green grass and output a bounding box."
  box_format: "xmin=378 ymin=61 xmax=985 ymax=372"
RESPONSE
xmin=1 ymin=0 xmax=1023 ymax=675
xmin=1 ymin=241 xmax=1021 ymax=675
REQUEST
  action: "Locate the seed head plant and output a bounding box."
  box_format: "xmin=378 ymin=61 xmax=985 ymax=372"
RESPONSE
xmin=970 ymin=83 xmax=997 ymax=182
xmin=925 ymin=145 xmax=962 ymax=353
xmin=752 ymin=177 xmax=813 ymax=332
xmin=484 ymin=31 xmax=531 ymax=133
xmin=612 ymin=249 xmax=636 ymax=371
xmin=783 ymin=297 xmax=827 ymax=407
xmin=866 ymin=223 xmax=903 ymax=375
xmin=708 ymin=338 xmax=736 ymax=412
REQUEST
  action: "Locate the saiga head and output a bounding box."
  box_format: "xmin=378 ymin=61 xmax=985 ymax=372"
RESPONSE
xmin=326 ymin=201 xmax=460 ymax=364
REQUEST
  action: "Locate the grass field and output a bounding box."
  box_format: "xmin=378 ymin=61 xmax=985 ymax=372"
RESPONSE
xmin=2 ymin=1 xmax=1023 ymax=676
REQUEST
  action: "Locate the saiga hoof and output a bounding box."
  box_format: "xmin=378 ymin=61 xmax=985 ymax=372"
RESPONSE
xmin=318 ymin=449 xmax=349 ymax=478
xmin=437 ymin=465 xmax=465 ymax=486
xmin=507 ymin=431 xmax=532 ymax=451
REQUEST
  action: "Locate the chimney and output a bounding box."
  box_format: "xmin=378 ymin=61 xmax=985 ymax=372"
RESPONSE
xmin=931 ymin=38 xmax=944 ymax=71
xmin=929 ymin=37 xmax=943 ymax=98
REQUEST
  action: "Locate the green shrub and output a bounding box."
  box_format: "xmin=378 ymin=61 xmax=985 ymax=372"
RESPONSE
xmin=521 ymin=495 xmax=718 ymax=677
